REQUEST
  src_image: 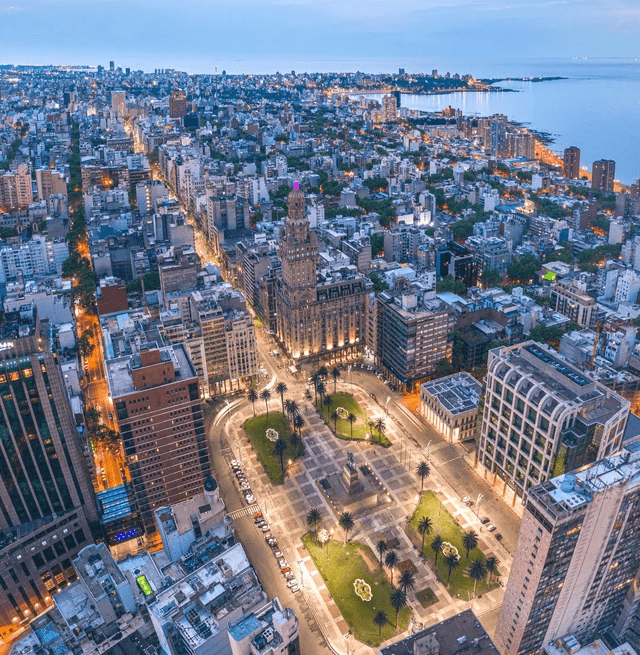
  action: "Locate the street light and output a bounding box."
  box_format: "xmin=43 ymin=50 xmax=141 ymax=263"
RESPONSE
xmin=297 ymin=558 xmax=304 ymax=588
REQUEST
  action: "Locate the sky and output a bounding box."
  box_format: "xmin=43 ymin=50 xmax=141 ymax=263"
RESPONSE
xmin=0 ymin=0 xmax=639 ymax=73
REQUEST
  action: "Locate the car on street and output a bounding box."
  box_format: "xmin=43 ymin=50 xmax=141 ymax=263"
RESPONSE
xmin=487 ymin=524 xmax=497 ymax=532
xmin=230 ymin=460 xmax=239 ymax=467
xmin=267 ymin=539 xmax=278 ymax=548
xmin=280 ymin=567 xmax=291 ymax=575
xmin=273 ymin=551 xmax=283 ymax=559
xmin=462 ymin=496 xmax=471 ymax=504
xmin=286 ymin=579 xmax=298 ymax=588
xmin=480 ymin=517 xmax=490 ymax=524
xmin=253 ymin=513 xmax=264 ymax=523
xmin=277 ymin=558 xmax=288 ymax=568
xmin=261 ymin=524 xmax=270 ymax=533
xmin=495 ymin=533 xmax=503 ymax=541
xmin=289 ymin=584 xmax=299 ymax=593
xmin=245 ymin=494 xmax=256 ymax=504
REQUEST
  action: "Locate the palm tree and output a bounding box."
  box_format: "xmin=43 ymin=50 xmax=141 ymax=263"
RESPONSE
xmin=274 ymin=438 xmax=287 ymax=475
xmin=445 ymin=553 xmax=460 ymax=587
xmin=375 ymin=417 xmax=386 ymax=444
xmin=418 ymin=515 xmax=433 ymax=555
xmin=462 ymin=530 xmax=479 ymax=559
xmin=275 ymin=382 xmax=287 ymax=414
xmin=259 ymin=388 xmax=271 ymax=421
xmin=293 ymin=413 xmax=304 ymax=440
xmin=373 ymin=610 xmax=388 ymax=637
xmin=323 ymin=394 xmax=333 ymax=419
xmin=398 ymin=570 xmax=416 ymax=595
xmin=317 ymin=365 xmax=328 ymax=380
xmin=485 ymin=556 xmax=498 ymax=584
xmin=390 ymin=589 xmax=407 ymax=628
xmin=316 ymin=381 xmax=325 ymax=409
xmin=331 ymin=410 xmax=338 ymax=432
xmin=468 ymin=559 xmax=487 ymax=594
xmin=284 ymin=398 xmax=299 ymax=422
xmin=368 ymin=420 xmax=376 ymax=441
xmin=375 ymin=539 xmax=387 ymax=570
xmin=347 ymin=412 xmax=357 ymax=439
xmin=331 ymin=366 xmax=341 ymax=392
xmin=416 ymin=461 xmax=431 ymax=493
xmin=338 ymin=511 xmax=354 ymax=545
xmin=311 ymin=372 xmax=321 ymax=405
xmin=431 ymin=535 xmax=443 ymax=568
xmin=306 ymin=507 xmax=322 ymax=537
xmin=384 ymin=550 xmax=399 ymax=587
xmin=247 ymin=388 xmax=258 ymax=417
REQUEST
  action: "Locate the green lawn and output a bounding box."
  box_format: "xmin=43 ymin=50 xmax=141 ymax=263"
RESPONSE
xmin=316 ymin=392 xmax=391 ymax=447
xmin=243 ymin=412 xmax=304 ymax=485
xmin=407 ymin=491 xmax=499 ymax=598
xmin=303 ymin=534 xmax=410 ymax=646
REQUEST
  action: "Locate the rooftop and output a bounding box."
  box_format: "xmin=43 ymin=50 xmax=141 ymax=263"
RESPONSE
xmin=421 ymin=372 xmax=482 ymax=415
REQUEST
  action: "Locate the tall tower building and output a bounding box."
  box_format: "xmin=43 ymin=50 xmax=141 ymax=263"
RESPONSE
xmin=106 ymin=344 xmax=210 ymax=533
xmin=111 ymin=90 xmax=126 ymax=118
xmin=382 ymin=94 xmax=397 ymax=122
xmin=563 ymin=146 xmax=581 ymax=179
xmin=592 ymin=159 xmax=616 ymax=193
xmin=169 ymin=89 xmax=187 ymax=119
xmin=495 ymin=444 xmax=640 ymax=655
xmin=276 ymin=183 xmax=369 ymax=362
xmin=476 ymin=342 xmax=629 ymax=507
xmin=0 ymin=323 xmax=98 ymax=634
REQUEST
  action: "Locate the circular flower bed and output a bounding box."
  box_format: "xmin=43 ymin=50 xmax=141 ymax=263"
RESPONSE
xmin=354 ymin=578 xmax=372 ymax=601
xmin=336 ymin=407 xmax=349 ymax=420
xmin=265 ymin=428 xmax=279 ymax=442
xmin=441 ymin=542 xmax=459 ymax=558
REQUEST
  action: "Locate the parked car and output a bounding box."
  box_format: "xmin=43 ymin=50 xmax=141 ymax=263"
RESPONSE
xmin=480 ymin=517 xmax=490 ymax=525
xmin=273 ymin=551 xmax=283 ymax=559
xmin=253 ymin=513 xmax=264 ymax=523
xmin=280 ymin=567 xmax=291 ymax=575
xmin=496 ymin=533 xmax=503 ymax=541
xmin=264 ymin=532 xmax=273 ymax=542
xmin=290 ymin=584 xmax=299 ymax=593
xmin=286 ymin=579 xmax=298 ymax=588
xmin=277 ymin=558 xmax=288 ymax=568
xmin=267 ymin=539 xmax=278 ymax=548
xmin=462 ymin=496 xmax=471 ymax=504
xmin=261 ymin=524 xmax=270 ymax=533
xmin=487 ymin=524 xmax=497 ymax=532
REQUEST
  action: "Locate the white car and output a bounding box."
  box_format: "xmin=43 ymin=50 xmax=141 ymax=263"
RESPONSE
xmin=487 ymin=524 xmax=497 ymax=532
xmin=273 ymin=551 xmax=283 ymax=559
xmin=286 ymin=579 xmax=298 ymax=588
xmin=290 ymin=584 xmax=299 ymax=593
xmin=462 ymin=496 xmax=471 ymax=504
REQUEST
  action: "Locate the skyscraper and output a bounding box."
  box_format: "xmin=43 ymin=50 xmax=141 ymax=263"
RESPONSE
xmin=563 ymin=146 xmax=581 ymax=179
xmin=495 ymin=443 xmax=640 ymax=655
xmin=592 ymin=159 xmax=616 ymax=193
xmin=382 ymin=94 xmax=397 ymax=122
xmin=106 ymin=344 xmax=210 ymax=533
xmin=169 ymin=89 xmax=187 ymax=119
xmin=111 ymin=90 xmax=126 ymax=118
xmin=0 ymin=319 xmax=98 ymax=634
xmin=476 ymin=342 xmax=629 ymax=507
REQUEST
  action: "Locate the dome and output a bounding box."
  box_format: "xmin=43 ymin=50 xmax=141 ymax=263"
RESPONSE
xmin=204 ymin=475 xmax=218 ymax=492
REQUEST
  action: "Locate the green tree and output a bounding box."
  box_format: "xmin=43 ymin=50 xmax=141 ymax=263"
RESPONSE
xmin=385 ymin=550 xmax=399 ymax=587
xmin=462 ymin=530 xmax=479 ymax=559
xmin=273 ymin=438 xmax=287 ymax=475
xmin=485 ymin=556 xmax=498 ymax=584
xmin=260 ymin=388 xmax=271 ymax=421
xmin=398 ymin=570 xmax=416 ymax=595
xmin=275 ymin=382 xmax=287 ymax=414
xmin=247 ymin=388 xmax=258 ymax=417
xmin=431 ymin=535 xmax=443 ymax=568
xmin=369 ymin=271 xmax=389 ymax=295
xmin=436 ymin=275 xmax=466 ymax=295
xmin=468 ymin=559 xmax=487 ymax=594
xmin=347 ymin=412 xmax=357 ymax=439
xmin=323 ymin=394 xmax=333 ymax=419
xmin=418 ymin=515 xmax=433 ymax=555
xmin=370 ymin=233 xmax=385 ymax=258
xmin=390 ymin=589 xmax=407 ymax=628
xmin=507 ymin=254 xmax=541 ymax=283
xmin=338 ymin=511 xmax=354 ymax=545
xmin=373 ymin=610 xmax=388 ymax=636
xmin=306 ymin=507 xmax=322 ymax=537
xmin=376 ymin=539 xmax=387 ymax=570
xmin=416 ymin=461 xmax=431 ymax=493
xmin=331 ymin=366 xmax=341 ymax=393
xmin=375 ymin=416 xmax=386 ymax=444
xmin=445 ymin=553 xmax=460 ymax=587
xmin=293 ymin=413 xmax=305 ymax=440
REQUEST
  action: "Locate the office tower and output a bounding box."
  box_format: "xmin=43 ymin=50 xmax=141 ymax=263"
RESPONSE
xmin=495 ymin=444 xmax=640 ymax=655
xmin=276 ymin=184 xmax=369 ymax=363
xmin=382 ymin=94 xmax=397 ymax=122
xmin=476 ymin=342 xmax=629 ymax=506
xmin=592 ymin=159 xmax=616 ymax=193
xmin=490 ymin=121 xmax=507 ymax=158
xmin=0 ymin=327 xmax=98 ymax=633
xmin=169 ymin=89 xmax=187 ymax=119
xmin=374 ymin=284 xmax=454 ymax=391
xmin=563 ymin=146 xmax=581 ymax=179
xmin=111 ymin=90 xmax=126 ymax=118
xmin=109 ymin=60 xmax=114 ymax=72
xmin=106 ymin=344 xmax=210 ymax=533
xmin=436 ymin=241 xmax=478 ymax=288
xmin=0 ymin=164 xmax=32 ymax=211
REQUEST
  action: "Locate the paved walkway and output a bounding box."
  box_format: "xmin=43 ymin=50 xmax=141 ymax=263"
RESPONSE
xmin=222 ymin=382 xmax=512 ymax=654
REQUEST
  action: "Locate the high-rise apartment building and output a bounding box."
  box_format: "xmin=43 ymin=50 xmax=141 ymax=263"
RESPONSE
xmin=0 ymin=327 xmax=98 ymax=634
xmin=276 ymin=184 xmax=369 ymax=363
xmin=476 ymin=342 xmax=630 ymax=507
xmin=495 ymin=443 xmax=640 ymax=655
xmin=382 ymin=94 xmax=397 ymax=122
xmin=592 ymin=159 xmax=616 ymax=193
xmin=169 ymin=89 xmax=187 ymax=119
xmin=111 ymin=90 xmax=126 ymax=118
xmin=551 ymin=278 xmax=599 ymax=329
xmin=0 ymin=164 xmax=32 ymax=211
xmin=35 ymin=169 xmax=67 ymax=209
xmin=106 ymin=344 xmax=210 ymax=533
xmin=563 ymin=146 xmax=581 ymax=179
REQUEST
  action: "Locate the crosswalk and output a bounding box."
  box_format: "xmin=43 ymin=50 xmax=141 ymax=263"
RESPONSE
xmin=226 ymin=504 xmax=260 ymax=519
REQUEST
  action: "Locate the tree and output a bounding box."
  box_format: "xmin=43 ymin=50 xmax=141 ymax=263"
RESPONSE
xmin=481 ymin=269 xmax=502 ymax=288
xmin=507 ymin=253 xmax=541 ymax=284
xmin=445 ymin=553 xmax=460 ymax=587
xmin=418 ymin=515 xmax=433 ymax=555
xmin=462 ymin=530 xmax=479 ymax=559
xmin=317 ymin=365 xmax=328 ymax=379
xmin=373 ymin=610 xmax=388 ymax=637
xmin=323 ymin=394 xmax=333 ymax=419
xmin=274 ymin=438 xmax=287 ymax=475
xmin=247 ymin=388 xmax=258 ymax=417
xmin=275 ymin=382 xmax=287 ymax=414
xmin=375 ymin=417 xmax=386 ymax=445
xmin=311 ymin=372 xmax=321 ymax=405
xmin=370 ymin=233 xmax=384 ymax=258
xmin=390 ymin=589 xmax=407 ymax=628
xmin=385 ymin=550 xmax=399 ymax=587
xmin=416 ymin=461 xmax=431 ymax=493
xmin=376 ymin=539 xmax=387 ymax=570
xmin=260 ymin=388 xmax=271 ymax=421
xmin=316 ymin=381 xmax=326 ymax=408
xmin=485 ymin=556 xmax=498 ymax=584
xmin=347 ymin=412 xmax=357 ymax=439
xmin=369 ymin=271 xmax=389 ymax=295
xmin=468 ymin=558 xmax=487 ymax=594
xmin=435 ymin=358 xmax=454 ymax=377
xmin=331 ymin=410 xmax=338 ymax=432
xmin=436 ymin=274 xmax=466 ymax=295
xmin=306 ymin=507 xmax=322 ymax=537
xmin=331 ymin=366 xmax=341 ymax=393
xmin=338 ymin=511 xmax=354 ymax=545
xmin=431 ymin=535 xmax=443 ymax=568
xmin=398 ymin=570 xmax=416 ymax=595
xmin=293 ymin=413 xmax=305 ymax=440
